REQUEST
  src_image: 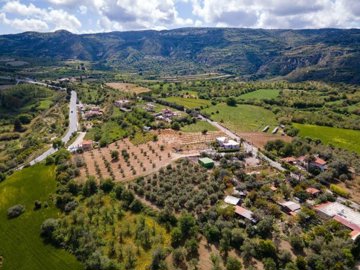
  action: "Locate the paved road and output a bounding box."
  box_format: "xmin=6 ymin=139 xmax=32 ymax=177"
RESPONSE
xmin=29 ymin=91 xmax=78 ymax=165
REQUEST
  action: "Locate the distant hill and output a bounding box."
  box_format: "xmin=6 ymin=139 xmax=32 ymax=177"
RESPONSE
xmin=1 ymin=28 xmax=360 ymax=83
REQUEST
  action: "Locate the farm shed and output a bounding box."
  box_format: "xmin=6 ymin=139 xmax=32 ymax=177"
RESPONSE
xmin=198 ymin=157 xmax=214 ymax=169
xmin=224 ymin=195 xmax=241 ymax=205
xmin=235 ymin=206 xmax=257 ymax=223
xmin=278 ymin=201 xmax=301 ymax=215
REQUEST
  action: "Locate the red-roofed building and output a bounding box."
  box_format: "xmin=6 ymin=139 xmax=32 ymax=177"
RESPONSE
xmin=312 ymin=157 xmax=327 ymax=171
xmin=306 ymin=187 xmax=321 ymax=197
xmin=81 ymin=140 xmax=93 ymax=151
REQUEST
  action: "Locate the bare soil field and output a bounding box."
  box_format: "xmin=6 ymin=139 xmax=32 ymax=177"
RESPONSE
xmin=106 ymin=82 xmax=151 ymax=94
xmin=76 ymin=130 xmax=225 ymax=182
xmin=239 ymin=132 xmax=292 ymax=148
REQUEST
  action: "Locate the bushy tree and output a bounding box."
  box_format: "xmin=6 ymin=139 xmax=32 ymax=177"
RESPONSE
xmin=226 ymin=257 xmax=242 ymax=270
xmin=7 ymin=204 xmax=25 ymax=218
xmin=83 ymin=177 xmax=98 ymax=197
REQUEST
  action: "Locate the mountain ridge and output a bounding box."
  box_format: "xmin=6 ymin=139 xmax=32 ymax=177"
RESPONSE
xmin=1 ymin=27 xmax=360 ymax=83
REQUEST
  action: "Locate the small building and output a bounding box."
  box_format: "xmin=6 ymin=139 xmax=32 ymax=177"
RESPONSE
xmin=198 ymin=157 xmax=214 ymax=169
xmin=81 ymin=140 xmax=93 ymax=151
xmin=143 ymin=126 xmax=151 ymax=132
xmin=84 ymin=110 xmax=103 ymax=119
xmin=224 ymin=195 xmax=241 ymax=206
xmin=216 ymin=137 xmax=240 ymax=150
xmin=306 ymin=187 xmax=321 ymax=197
xmin=262 ymin=125 xmax=269 ymax=132
xmin=281 ymin=157 xmax=297 ymax=165
xmin=235 ymin=205 xmax=257 ymax=223
xmin=311 ymin=157 xmax=327 ymax=171
xmin=216 ymin=137 xmax=227 ymax=145
xmin=114 ymin=99 xmax=131 ymax=108
xmin=223 ymin=140 xmax=240 ymax=150
xmin=272 ymin=127 xmax=279 ymax=134
xmin=145 ymin=103 xmax=155 ymax=112
xmin=278 ymin=201 xmax=301 ymax=215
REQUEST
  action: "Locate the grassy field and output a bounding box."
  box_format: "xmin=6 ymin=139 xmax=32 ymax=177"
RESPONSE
xmin=163 ymin=97 xmax=211 ymax=109
xmin=0 ymin=164 xmax=82 ymax=270
xmin=202 ymin=103 xmax=278 ymax=133
xmin=293 ymin=123 xmax=360 ymax=154
xmin=238 ymin=89 xmax=280 ymax=100
xmin=37 ymin=99 xmax=53 ymax=110
xmin=181 ymin=120 xmax=218 ymax=132
xmin=85 ymin=121 xmax=126 ymax=143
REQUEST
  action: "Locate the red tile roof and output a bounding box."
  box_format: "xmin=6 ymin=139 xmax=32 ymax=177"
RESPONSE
xmin=82 ymin=140 xmax=93 ymax=145
xmin=333 ymin=215 xmax=360 ymax=232
xmin=281 ymin=157 xmax=296 ymax=163
xmin=314 ymin=157 xmax=327 ymax=166
xmin=306 ymin=187 xmax=320 ymax=195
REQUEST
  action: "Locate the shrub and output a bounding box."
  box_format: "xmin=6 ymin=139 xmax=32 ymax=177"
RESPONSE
xmin=330 ymin=184 xmax=350 ymax=198
xmin=226 ymin=97 xmax=237 ymax=106
xmin=64 ymin=201 xmax=78 ymax=213
xmin=7 ymin=204 xmax=25 ymax=218
xmin=34 ymin=200 xmax=42 ymax=210
xmin=226 ymin=257 xmax=242 ymax=270
xmin=100 ymin=179 xmax=115 ymax=193
xmin=40 ymin=218 xmax=58 ymax=242
xmin=0 ymin=172 xmax=6 ymax=182
xmin=82 ymin=177 xmax=98 ymax=197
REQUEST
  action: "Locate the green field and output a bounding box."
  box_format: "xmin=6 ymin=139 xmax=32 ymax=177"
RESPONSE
xmin=163 ymin=97 xmax=211 ymax=109
xmin=0 ymin=165 xmax=82 ymax=270
xmin=293 ymin=123 xmax=360 ymax=154
xmin=181 ymin=120 xmax=218 ymax=132
xmin=238 ymin=89 xmax=280 ymax=100
xmin=85 ymin=121 xmax=126 ymax=143
xmin=37 ymin=99 xmax=53 ymax=110
xmin=202 ymin=103 xmax=278 ymax=132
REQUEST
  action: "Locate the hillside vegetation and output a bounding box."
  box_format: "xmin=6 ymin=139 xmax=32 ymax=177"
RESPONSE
xmin=1 ymin=28 xmax=360 ymax=83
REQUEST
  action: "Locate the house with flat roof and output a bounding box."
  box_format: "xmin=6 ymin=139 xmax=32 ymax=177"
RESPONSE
xmin=216 ymin=137 xmax=240 ymax=150
xmin=315 ymin=202 xmax=360 ymax=240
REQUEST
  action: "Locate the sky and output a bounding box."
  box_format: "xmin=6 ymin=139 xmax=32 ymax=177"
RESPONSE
xmin=0 ymin=0 xmax=360 ymax=34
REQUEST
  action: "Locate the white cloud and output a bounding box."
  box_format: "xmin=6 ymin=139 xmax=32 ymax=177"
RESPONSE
xmin=1 ymin=0 xmax=360 ymax=33
xmin=0 ymin=12 xmax=49 ymax=31
xmin=79 ymin=5 xmax=87 ymax=15
xmin=190 ymin=0 xmax=360 ymax=29
xmin=1 ymin=1 xmax=81 ymax=32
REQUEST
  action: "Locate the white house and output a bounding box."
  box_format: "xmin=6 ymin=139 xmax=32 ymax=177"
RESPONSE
xmin=216 ymin=137 xmax=240 ymax=150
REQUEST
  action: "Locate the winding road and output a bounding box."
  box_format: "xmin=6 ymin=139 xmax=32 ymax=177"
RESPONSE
xmin=29 ymin=90 xmax=78 ymax=166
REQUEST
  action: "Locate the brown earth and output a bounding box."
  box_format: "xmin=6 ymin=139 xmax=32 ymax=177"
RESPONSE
xmin=106 ymin=82 xmax=151 ymax=94
xmin=76 ymin=130 xmax=225 ymax=182
xmin=239 ymin=132 xmax=292 ymax=148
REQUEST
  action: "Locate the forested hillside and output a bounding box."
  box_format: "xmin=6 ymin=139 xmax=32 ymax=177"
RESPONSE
xmin=1 ymin=28 xmax=360 ymax=83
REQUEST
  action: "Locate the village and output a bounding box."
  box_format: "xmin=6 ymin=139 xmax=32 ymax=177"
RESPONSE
xmin=69 ymin=96 xmax=360 ymax=244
